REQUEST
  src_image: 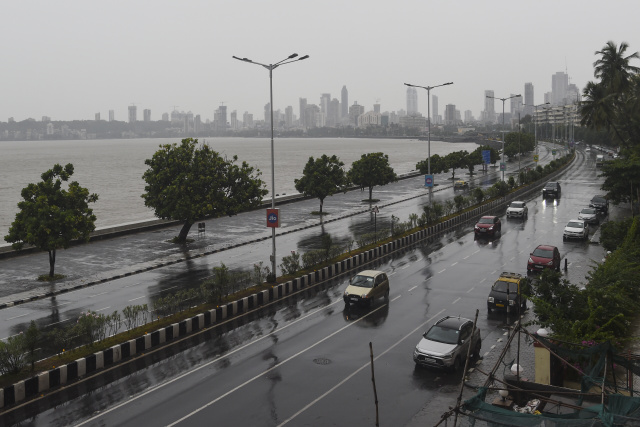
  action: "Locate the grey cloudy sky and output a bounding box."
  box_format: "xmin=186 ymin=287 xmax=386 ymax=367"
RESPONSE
xmin=3 ymin=0 xmax=639 ymax=122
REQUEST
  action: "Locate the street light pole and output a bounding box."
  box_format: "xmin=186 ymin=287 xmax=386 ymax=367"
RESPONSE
xmin=404 ymin=81 xmax=453 ymax=200
xmin=486 ymin=94 xmax=521 ymax=181
xmin=233 ymin=53 xmax=309 ymax=278
xmin=523 ymin=102 xmax=550 ymax=163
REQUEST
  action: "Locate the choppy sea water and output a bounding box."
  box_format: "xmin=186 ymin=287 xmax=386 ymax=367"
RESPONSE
xmin=0 ymin=137 xmax=478 ymax=234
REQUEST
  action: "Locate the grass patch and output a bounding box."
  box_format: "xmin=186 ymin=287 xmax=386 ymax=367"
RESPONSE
xmin=169 ymin=237 xmax=195 ymax=244
xmin=361 ymin=199 xmax=380 ymax=203
xmin=310 ymin=211 xmax=330 ymax=216
xmin=37 ymin=274 xmax=65 ymax=282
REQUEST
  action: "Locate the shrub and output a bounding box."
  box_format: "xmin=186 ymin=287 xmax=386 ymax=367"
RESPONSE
xmin=280 ymin=251 xmax=301 ymax=276
xmin=0 ymin=333 xmax=27 ymax=375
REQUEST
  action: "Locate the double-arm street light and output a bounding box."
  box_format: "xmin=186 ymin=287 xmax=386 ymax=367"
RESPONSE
xmin=522 ymin=102 xmax=550 ymax=162
xmin=233 ymin=53 xmax=309 ymax=277
xmin=486 ymin=94 xmax=521 ymax=181
xmin=403 ymin=81 xmax=453 ymax=199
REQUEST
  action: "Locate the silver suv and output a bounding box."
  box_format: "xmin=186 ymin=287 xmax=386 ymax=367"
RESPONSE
xmin=413 ymin=316 xmax=481 ymax=371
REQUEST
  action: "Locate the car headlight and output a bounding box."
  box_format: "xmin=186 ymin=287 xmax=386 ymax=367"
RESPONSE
xmin=528 ymin=257 xmax=534 ymax=263
xmin=488 ymin=226 xmax=494 ymax=230
xmin=442 ymin=353 xmax=453 ymax=359
xmin=509 ymin=300 xmax=515 ymax=306
xmin=546 ymin=260 xmax=553 ymax=265
xmin=488 ymin=297 xmax=494 ymax=303
xmin=344 ymin=291 xmax=349 ymax=296
xmin=362 ymin=293 xmax=367 ymax=298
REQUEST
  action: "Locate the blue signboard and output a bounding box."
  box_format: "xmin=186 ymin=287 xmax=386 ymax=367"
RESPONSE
xmin=424 ymin=174 xmax=434 ymax=188
xmin=482 ymin=150 xmax=491 ymax=164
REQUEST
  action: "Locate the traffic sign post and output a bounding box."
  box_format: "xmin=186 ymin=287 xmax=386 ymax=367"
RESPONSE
xmin=500 ymin=162 xmax=506 ymax=171
xmin=424 ymin=174 xmax=434 ymax=188
xmin=266 ymin=208 xmax=280 ymax=228
xmin=533 ymin=154 xmax=539 ymax=163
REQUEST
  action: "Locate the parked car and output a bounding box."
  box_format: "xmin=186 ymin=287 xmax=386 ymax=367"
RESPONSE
xmin=413 ymin=315 xmax=481 ymax=371
xmin=343 ymin=270 xmax=389 ymax=307
xmin=487 ymin=272 xmax=527 ymax=313
xmin=506 ymin=201 xmax=528 ymax=219
xmin=527 ymin=245 xmax=561 ymax=273
xmin=454 ymin=180 xmax=469 ymax=191
xmin=542 ymin=182 xmax=561 ymax=198
xmin=589 ymin=195 xmax=609 ymax=214
xmin=578 ymin=207 xmax=599 ymax=225
xmin=563 ymin=219 xmax=589 ymax=241
xmin=474 ymin=216 xmax=501 ymax=237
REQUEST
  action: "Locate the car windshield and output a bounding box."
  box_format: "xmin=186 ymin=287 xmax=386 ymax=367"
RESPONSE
xmin=478 ymin=217 xmax=494 ymax=224
xmin=580 ymin=208 xmax=596 ymax=215
xmin=567 ymin=221 xmax=584 ymax=229
xmin=424 ymin=325 xmax=459 ymax=345
xmin=492 ymin=280 xmax=519 ymax=293
xmin=532 ymin=247 xmax=553 ymax=258
xmin=545 ymin=183 xmax=557 ymax=189
xmin=350 ymin=275 xmax=374 ymax=288
xmin=592 ymin=197 xmax=606 ymax=204
xmin=510 ymin=202 xmax=524 ymax=208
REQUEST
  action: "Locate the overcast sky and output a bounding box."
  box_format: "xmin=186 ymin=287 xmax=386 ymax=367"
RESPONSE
xmin=3 ymin=0 xmax=639 ymax=123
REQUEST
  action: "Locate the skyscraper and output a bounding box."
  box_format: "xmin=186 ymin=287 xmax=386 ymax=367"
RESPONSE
xmin=552 ymin=72 xmax=569 ymax=105
xmin=128 ymin=105 xmax=137 ymax=123
xmin=143 ymin=109 xmax=151 ymax=122
xmin=524 ymin=83 xmax=534 ymax=116
xmin=285 ymin=106 xmax=293 ymax=128
xmin=484 ymin=90 xmax=495 ymax=123
xmin=432 ymin=95 xmax=439 ymax=125
xmin=109 ymin=110 xmax=114 ymax=122
xmin=407 ymin=87 xmax=418 ymax=115
xmin=299 ymin=98 xmax=307 ymax=127
xmin=341 ymin=86 xmax=348 ymax=118
xmin=444 ymin=104 xmax=456 ymax=125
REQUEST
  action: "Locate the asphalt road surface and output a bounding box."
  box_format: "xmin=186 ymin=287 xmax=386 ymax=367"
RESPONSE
xmin=1 ymin=145 xmax=614 ymax=426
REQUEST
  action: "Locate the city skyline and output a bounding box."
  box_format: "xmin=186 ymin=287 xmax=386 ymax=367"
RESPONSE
xmin=2 ymin=1 xmax=638 ymax=123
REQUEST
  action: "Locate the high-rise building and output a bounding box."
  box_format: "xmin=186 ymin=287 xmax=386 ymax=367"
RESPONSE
xmin=341 ymin=86 xmax=348 ymax=118
xmin=445 ymin=104 xmax=456 ymax=125
xmin=264 ymin=103 xmax=270 ymax=125
xmin=214 ymin=105 xmax=227 ymax=131
xmin=299 ymin=98 xmax=307 ymax=127
xmin=349 ymin=102 xmax=364 ymax=126
xmin=464 ymin=110 xmax=473 ymax=123
xmin=143 ymin=109 xmax=151 ymax=122
xmin=195 ymin=114 xmax=202 ymax=132
xmin=109 ymin=110 xmax=114 ymax=121
xmin=524 ymin=83 xmax=534 ymax=116
xmin=243 ymin=111 xmax=253 ymax=128
xmin=320 ymin=93 xmax=331 ymax=115
xmin=406 ymin=87 xmax=418 ymax=115
xmin=95 ymin=113 xmax=100 ymax=121
xmin=328 ymin=98 xmax=340 ymax=127
xmin=128 ymin=105 xmax=137 ymax=123
xmin=285 ymin=106 xmax=293 ymax=128
xmin=162 ymin=112 xmax=169 ymax=121
xmin=510 ymin=94 xmax=522 ymax=115
xmin=373 ymin=103 xmax=381 ymax=114
xmin=432 ymin=95 xmax=439 ymax=125
xmin=230 ymin=111 xmax=238 ymax=130
xmin=484 ymin=90 xmax=495 ymax=123
xmin=544 ymin=92 xmax=552 ymax=104
xmin=552 ymin=72 xmax=569 ymax=105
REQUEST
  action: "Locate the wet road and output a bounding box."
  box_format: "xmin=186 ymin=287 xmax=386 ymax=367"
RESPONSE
xmin=2 ymin=144 xmax=612 ymax=426
xmin=0 ymin=145 xmax=565 ymax=343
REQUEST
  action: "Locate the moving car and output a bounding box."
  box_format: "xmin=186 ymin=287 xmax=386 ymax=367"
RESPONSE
xmin=413 ymin=316 xmax=481 ymax=371
xmin=474 ymin=216 xmax=501 ymax=237
xmin=527 ymin=245 xmax=561 ymax=273
xmin=454 ymin=180 xmax=469 ymax=191
xmin=506 ymin=201 xmax=528 ymax=219
xmin=563 ymin=219 xmax=589 ymax=241
xmin=589 ymin=195 xmax=609 ymax=214
xmin=578 ymin=207 xmax=599 ymax=225
xmin=542 ymin=182 xmax=561 ymax=198
xmin=487 ymin=272 xmax=527 ymax=313
xmin=343 ymin=270 xmax=389 ymax=307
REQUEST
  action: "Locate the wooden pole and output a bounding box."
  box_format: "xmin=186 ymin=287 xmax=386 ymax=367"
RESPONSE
xmin=453 ymin=309 xmax=479 ymax=427
xmin=369 ymin=342 xmax=379 ymax=427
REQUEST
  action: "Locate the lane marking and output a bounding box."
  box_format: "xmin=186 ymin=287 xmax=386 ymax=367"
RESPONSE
xmin=128 ymin=296 xmax=146 ymax=302
xmin=452 ymin=297 xmax=461 ymax=304
xmin=45 ymin=319 xmax=71 ymax=327
xmin=450 ymin=262 xmax=458 ymax=267
xmin=96 ymin=307 xmax=111 ymax=312
xmin=437 ymin=269 xmax=446 ymax=274
xmin=490 ymin=270 xmax=496 ymax=275
xmin=463 ymin=255 xmax=470 ymax=260
xmin=466 ymin=287 xmax=475 ymax=293
xmin=277 ymin=308 xmax=446 ymax=426
xmin=473 ymin=250 xmax=480 ymax=255
xmin=6 ymin=313 xmax=30 ymax=321
xmin=401 ymin=264 xmax=410 ymax=270
xmin=479 ymin=278 xmax=486 ymax=284
xmin=89 ymin=292 xmax=108 ymax=298
xmin=408 ymin=286 xmax=418 ymax=292
xmin=152 ymin=286 xmax=178 ymax=295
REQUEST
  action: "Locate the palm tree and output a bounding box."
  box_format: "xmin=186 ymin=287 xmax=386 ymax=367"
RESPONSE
xmin=594 ymin=41 xmax=640 ymax=94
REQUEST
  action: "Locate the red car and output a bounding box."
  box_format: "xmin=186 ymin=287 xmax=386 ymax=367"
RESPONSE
xmin=527 ymin=245 xmax=561 ymax=274
xmin=474 ymin=215 xmax=501 ymax=237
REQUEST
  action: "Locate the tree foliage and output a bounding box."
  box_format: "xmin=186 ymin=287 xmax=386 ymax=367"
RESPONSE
xmin=4 ymin=163 xmax=98 ymax=278
xmin=142 ymin=138 xmax=267 ymax=243
xmin=347 ymin=152 xmax=397 ymax=200
xmin=294 ymin=154 xmax=347 ymax=214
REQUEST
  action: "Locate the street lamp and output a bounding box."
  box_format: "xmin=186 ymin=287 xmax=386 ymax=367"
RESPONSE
xmin=233 ymin=53 xmax=309 ymax=278
xmin=522 ymin=102 xmax=550 ymax=162
xmin=486 ymin=94 xmax=521 ymax=181
xmin=404 ymin=81 xmax=453 ymax=199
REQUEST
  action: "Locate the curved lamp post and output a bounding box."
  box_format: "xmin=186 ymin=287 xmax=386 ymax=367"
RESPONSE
xmin=233 ymin=53 xmax=309 ymax=277
xmin=403 ymin=81 xmax=453 ymax=199
xmin=486 ymin=94 xmax=521 ymax=181
xmin=523 ymin=102 xmax=550 ymax=161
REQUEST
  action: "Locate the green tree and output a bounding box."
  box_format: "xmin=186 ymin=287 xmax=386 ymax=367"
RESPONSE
xmin=294 ymin=154 xmax=347 ymax=214
xmin=25 ymin=320 xmax=40 ymax=371
xmin=142 ymin=138 xmax=267 ymax=243
xmin=348 ymin=152 xmax=397 ymax=201
xmin=444 ymin=150 xmax=468 ymax=181
xmin=416 ymin=153 xmax=448 ymax=175
xmin=4 ymin=163 xmax=98 ymax=278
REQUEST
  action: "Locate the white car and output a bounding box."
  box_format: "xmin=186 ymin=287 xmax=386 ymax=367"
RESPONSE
xmin=578 ymin=207 xmax=599 ymax=225
xmin=506 ymin=201 xmax=528 ymax=219
xmin=563 ymin=219 xmax=589 ymax=241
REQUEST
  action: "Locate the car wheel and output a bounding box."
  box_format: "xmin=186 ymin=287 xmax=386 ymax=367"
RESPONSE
xmin=451 ymin=356 xmax=462 ymax=372
xmin=563 ymin=236 xmax=566 ymax=242
xmin=344 ymin=300 xmax=350 ymax=307
xmin=487 ymin=304 xmax=492 ymax=313
xmin=521 ymin=299 xmax=527 ymax=310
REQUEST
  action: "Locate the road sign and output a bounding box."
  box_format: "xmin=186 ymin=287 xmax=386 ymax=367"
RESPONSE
xmin=533 ymin=154 xmax=539 ymax=162
xmin=482 ymin=150 xmax=491 ymax=164
xmin=371 ymin=205 xmax=379 ymax=214
xmin=552 ymin=150 xmax=557 ymax=155
xmin=424 ymin=175 xmax=434 ymax=188
xmin=500 ymin=162 xmax=506 ymax=171
xmin=266 ymin=208 xmax=280 ymax=228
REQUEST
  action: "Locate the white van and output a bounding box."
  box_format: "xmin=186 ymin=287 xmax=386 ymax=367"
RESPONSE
xmin=596 ymin=154 xmax=604 ymax=167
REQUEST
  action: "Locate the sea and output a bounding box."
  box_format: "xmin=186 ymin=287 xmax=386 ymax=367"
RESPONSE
xmin=0 ymin=137 xmax=479 ymax=234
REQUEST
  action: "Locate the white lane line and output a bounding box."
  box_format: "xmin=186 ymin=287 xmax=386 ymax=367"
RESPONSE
xmin=123 ymin=282 xmax=141 ymax=288
xmin=401 ymin=264 xmax=410 ymax=270
xmin=452 ymin=297 xmax=461 ymax=304
xmin=89 ymin=291 xmax=108 ymax=298
xmin=128 ymin=296 xmax=146 ymax=302
xmin=152 ymin=286 xmax=178 ymax=295
xmin=424 ymin=277 xmax=431 ymax=282
xmin=277 ymin=308 xmax=446 ymax=426
xmin=45 ymin=319 xmax=70 ymax=327
xmin=491 ymin=345 xmax=496 ymax=350
xmin=490 ymin=270 xmax=496 ymax=275
xmin=6 ymin=313 xmax=30 ymax=320
xmin=437 ymin=269 xmax=446 ymax=274
xmin=0 ymin=333 xmax=22 ymax=341
xmin=451 ymin=262 xmax=458 ymax=267
xmin=388 ymin=271 xmax=397 ymax=277
xmin=466 ymin=287 xmax=475 ymax=293
xmin=56 ymin=301 xmax=73 ymax=307
xmin=95 ymin=307 xmax=111 ymax=312
xmin=166 ymin=299 xmax=403 ymax=427
xmin=75 ymin=297 xmax=349 ymax=427
xmin=463 ymin=255 xmax=470 ymax=260
xmin=509 ymin=257 xmax=515 ymax=261
xmin=408 ymin=285 xmax=418 ymax=292
xmin=473 ymin=250 xmax=480 ymax=255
